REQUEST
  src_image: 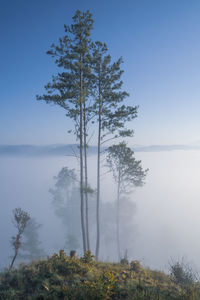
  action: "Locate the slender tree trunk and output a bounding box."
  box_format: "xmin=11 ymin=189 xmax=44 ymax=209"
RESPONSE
xmin=80 ymin=63 xmax=86 ymax=253
xmin=96 ymin=72 xmax=101 ymax=260
xmin=96 ymin=114 xmax=101 ymax=259
xmin=83 ymin=100 xmax=90 ymax=251
xmin=10 ymin=249 xmax=18 ymax=269
xmin=10 ymin=234 xmax=20 ymax=269
xmin=10 ymin=253 xmax=17 ymax=269
xmin=117 ymin=171 xmax=121 ymax=261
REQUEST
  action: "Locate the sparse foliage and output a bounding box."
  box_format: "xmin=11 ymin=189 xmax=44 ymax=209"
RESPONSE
xmin=10 ymin=208 xmax=30 ymax=269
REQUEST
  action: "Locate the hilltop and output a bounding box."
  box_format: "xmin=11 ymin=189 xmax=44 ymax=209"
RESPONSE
xmin=0 ymin=250 xmax=200 ymax=299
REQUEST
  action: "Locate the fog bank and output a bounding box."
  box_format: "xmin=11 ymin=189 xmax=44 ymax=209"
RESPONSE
xmin=1 ymin=150 xmax=200 ymax=271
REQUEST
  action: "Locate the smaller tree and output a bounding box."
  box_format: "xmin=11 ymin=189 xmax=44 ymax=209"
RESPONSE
xmin=49 ymin=167 xmax=82 ymax=252
xmin=106 ymin=142 xmax=148 ymax=261
xmin=10 ymin=208 xmax=30 ymax=269
xmin=19 ymin=218 xmax=46 ymax=262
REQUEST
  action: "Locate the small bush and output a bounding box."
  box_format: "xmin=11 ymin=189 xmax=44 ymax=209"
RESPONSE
xmin=80 ymin=250 xmax=95 ymax=264
xmin=130 ymin=260 xmax=142 ymax=272
xmin=169 ymin=258 xmax=197 ymax=287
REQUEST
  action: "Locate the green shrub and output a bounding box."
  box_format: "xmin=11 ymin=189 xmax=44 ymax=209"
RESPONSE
xmin=80 ymin=250 xmax=95 ymax=265
xmin=1 ymin=251 xmax=200 ymax=299
xmin=130 ymin=260 xmax=142 ymax=272
xmin=169 ymin=258 xmax=197 ymax=287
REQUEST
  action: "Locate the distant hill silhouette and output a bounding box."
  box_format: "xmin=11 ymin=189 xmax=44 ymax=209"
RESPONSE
xmin=0 ymin=143 xmax=200 ymax=157
xmin=0 ymin=144 xmax=83 ymax=157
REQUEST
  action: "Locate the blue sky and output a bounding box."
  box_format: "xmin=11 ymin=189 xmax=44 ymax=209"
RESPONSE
xmin=1 ymin=0 xmax=200 ymax=145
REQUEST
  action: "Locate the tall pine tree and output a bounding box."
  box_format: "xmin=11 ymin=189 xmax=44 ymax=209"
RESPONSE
xmin=92 ymin=42 xmax=138 ymax=259
xmin=37 ymin=10 xmax=94 ymax=253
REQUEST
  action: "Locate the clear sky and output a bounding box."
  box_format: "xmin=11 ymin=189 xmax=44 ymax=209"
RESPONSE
xmin=1 ymin=0 xmax=200 ymax=146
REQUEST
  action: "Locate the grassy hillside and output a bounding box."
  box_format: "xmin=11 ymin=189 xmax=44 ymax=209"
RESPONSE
xmin=0 ymin=250 xmax=200 ymax=299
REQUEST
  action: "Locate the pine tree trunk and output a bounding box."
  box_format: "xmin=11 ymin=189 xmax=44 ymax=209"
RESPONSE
xmin=96 ymin=75 xmax=101 ymax=260
xmin=80 ymin=64 xmax=86 ymax=253
xmin=10 ymin=250 xmax=18 ymax=269
xmin=10 ymin=234 xmax=20 ymax=269
xmin=83 ymin=100 xmax=90 ymax=251
xmin=96 ymin=114 xmax=101 ymax=260
xmin=117 ymin=171 xmax=121 ymax=261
